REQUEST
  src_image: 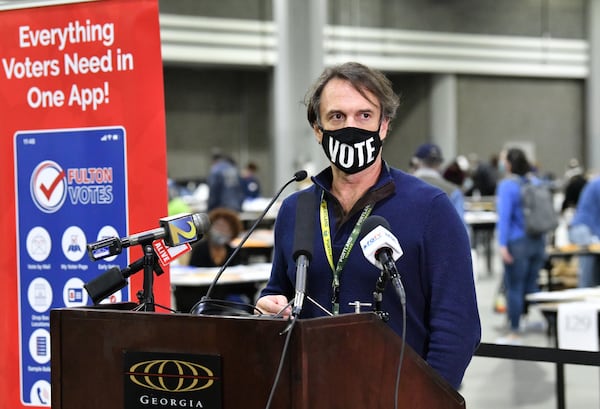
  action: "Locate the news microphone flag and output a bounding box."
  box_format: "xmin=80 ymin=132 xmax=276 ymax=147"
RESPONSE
xmin=359 ymin=224 xmax=403 ymax=271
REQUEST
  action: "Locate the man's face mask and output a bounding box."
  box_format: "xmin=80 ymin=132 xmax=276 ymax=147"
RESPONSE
xmin=320 ymin=126 xmax=382 ymax=174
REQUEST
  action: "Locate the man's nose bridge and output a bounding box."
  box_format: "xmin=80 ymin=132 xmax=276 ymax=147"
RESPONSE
xmin=344 ymin=117 xmax=357 ymax=127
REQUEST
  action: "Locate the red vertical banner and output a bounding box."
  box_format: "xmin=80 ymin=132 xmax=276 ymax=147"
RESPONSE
xmin=0 ymin=0 xmax=168 ymax=407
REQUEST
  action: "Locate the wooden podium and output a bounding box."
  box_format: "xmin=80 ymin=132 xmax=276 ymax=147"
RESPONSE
xmin=50 ymin=306 xmax=465 ymax=409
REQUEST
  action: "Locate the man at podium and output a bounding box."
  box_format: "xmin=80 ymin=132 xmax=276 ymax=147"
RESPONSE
xmin=256 ymin=62 xmax=481 ymax=390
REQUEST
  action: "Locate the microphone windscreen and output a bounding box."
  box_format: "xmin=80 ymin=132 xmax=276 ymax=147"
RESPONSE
xmin=192 ymin=212 xmax=211 ymax=235
xmin=84 ymin=267 xmax=127 ymax=304
xmin=292 ymin=191 xmax=316 ymax=261
xmin=359 ymin=214 xmax=390 ymax=241
xmin=294 ymin=170 xmax=308 ymax=182
xmin=358 ymin=215 xmax=403 ymax=269
xmin=160 ymin=212 xmax=211 ymax=247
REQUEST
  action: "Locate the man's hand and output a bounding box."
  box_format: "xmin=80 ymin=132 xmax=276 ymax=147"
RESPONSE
xmin=255 ymin=295 xmax=291 ymax=318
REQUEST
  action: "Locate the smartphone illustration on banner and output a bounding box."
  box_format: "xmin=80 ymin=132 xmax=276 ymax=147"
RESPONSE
xmin=14 ymin=126 xmax=128 ymax=405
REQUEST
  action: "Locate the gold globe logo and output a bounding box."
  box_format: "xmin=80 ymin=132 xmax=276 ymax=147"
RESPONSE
xmin=127 ymin=359 xmax=217 ymax=392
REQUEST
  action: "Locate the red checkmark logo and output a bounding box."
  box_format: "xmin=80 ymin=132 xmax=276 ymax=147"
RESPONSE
xmin=39 ymin=170 xmax=66 ymax=200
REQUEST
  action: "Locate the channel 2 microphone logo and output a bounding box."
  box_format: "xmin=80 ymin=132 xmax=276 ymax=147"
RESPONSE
xmin=30 ymin=160 xmax=67 ymax=213
xmin=160 ymin=214 xmax=199 ymax=247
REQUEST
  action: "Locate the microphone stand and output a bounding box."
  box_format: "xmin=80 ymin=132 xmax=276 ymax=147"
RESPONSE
xmin=134 ymin=241 xmax=164 ymax=312
xmin=138 ymin=243 xmax=155 ymax=311
xmin=83 ymin=240 xmax=166 ymax=311
xmin=373 ymin=269 xmax=390 ymax=322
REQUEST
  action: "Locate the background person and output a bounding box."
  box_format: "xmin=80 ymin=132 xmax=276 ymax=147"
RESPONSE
xmin=207 ymin=151 xmax=245 ymax=212
xmin=561 ymin=158 xmax=587 ymax=216
xmin=495 ymin=147 xmax=546 ymax=344
xmin=241 ymin=161 xmax=262 ymax=200
xmin=174 ymin=208 xmax=247 ymax=312
xmin=412 ymin=142 xmax=466 ymax=227
xmin=443 ymin=155 xmax=469 ymax=188
xmin=255 ymin=61 xmax=481 ymax=390
xmin=167 ymin=178 xmax=192 ymax=216
xmin=568 ymin=175 xmax=600 ymax=287
xmin=466 ymin=153 xmax=499 ymax=197
xmin=188 ymin=207 xmax=243 ymax=268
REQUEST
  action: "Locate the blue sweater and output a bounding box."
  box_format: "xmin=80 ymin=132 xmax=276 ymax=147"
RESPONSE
xmin=261 ymin=163 xmax=481 ymax=389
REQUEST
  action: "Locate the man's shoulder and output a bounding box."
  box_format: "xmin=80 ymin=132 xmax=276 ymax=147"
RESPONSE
xmin=418 ymin=174 xmax=459 ymax=196
xmin=387 ymin=167 xmax=457 ymax=204
xmin=404 ymin=167 xmax=456 ymax=195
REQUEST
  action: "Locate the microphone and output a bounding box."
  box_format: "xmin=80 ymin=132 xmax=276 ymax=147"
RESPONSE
xmin=87 ymin=212 xmax=211 ymax=261
xmin=84 ymin=266 xmax=128 ymax=304
xmin=84 ymin=256 xmax=160 ymax=304
xmin=358 ymin=215 xmax=405 ymax=305
xmin=291 ymin=191 xmax=316 ymax=317
xmin=191 ymin=170 xmax=308 ymax=315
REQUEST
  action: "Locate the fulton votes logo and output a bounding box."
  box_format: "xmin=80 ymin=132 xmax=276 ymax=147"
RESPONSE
xmin=30 ymin=160 xmax=67 ymax=213
xmin=30 ymin=160 xmax=115 ymax=213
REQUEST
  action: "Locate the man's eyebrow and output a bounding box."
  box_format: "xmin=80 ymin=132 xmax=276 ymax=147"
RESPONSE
xmin=358 ymin=108 xmax=375 ymax=114
xmin=324 ymin=108 xmax=375 ymax=116
xmin=324 ymin=109 xmax=343 ymax=117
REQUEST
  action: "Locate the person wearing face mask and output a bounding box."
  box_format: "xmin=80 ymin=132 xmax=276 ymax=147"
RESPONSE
xmin=188 ymin=207 xmax=243 ymax=268
xmin=255 ymin=62 xmax=481 ymax=390
xmin=411 ymin=143 xmax=467 ymax=230
xmin=173 ymin=207 xmax=245 ymax=312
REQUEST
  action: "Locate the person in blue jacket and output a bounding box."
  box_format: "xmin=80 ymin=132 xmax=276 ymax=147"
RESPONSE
xmin=569 ymin=175 xmax=600 ymax=287
xmin=495 ymin=147 xmax=546 ymax=344
xmin=256 ymin=62 xmax=481 ymax=390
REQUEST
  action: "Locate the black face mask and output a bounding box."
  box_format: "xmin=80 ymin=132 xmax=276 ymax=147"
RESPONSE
xmin=320 ymin=126 xmax=382 ymax=174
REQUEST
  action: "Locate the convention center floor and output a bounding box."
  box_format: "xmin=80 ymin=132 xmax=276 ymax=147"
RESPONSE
xmin=460 ymin=253 xmax=599 ymax=408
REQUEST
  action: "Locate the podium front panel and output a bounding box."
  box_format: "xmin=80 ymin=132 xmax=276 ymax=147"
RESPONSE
xmin=51 ymin=309 xmax=465 ymax=409
xmin=51 ymin=308 xmax=290 ymax=409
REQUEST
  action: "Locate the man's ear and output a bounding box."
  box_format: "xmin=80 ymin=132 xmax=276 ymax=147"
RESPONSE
xmin=379 ymin=118 xmax=390 ymax=142
xmin=313 ymin=124 xmax=323 ymax=144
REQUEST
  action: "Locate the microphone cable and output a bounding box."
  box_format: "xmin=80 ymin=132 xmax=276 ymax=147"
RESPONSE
xmin=190 ymin=170 xmax=307 ymax=315
xmin=393 ymin=289 xmax=407 ymax=409
xmin=263 ymin=316 xmax=296 ymax=409
xmin=381 ymin=252 xmax=407 ymax=409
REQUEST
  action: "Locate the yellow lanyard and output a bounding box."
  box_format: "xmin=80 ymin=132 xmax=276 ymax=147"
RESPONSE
xmin=319 ymin=192 xmax=373 ymax=314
